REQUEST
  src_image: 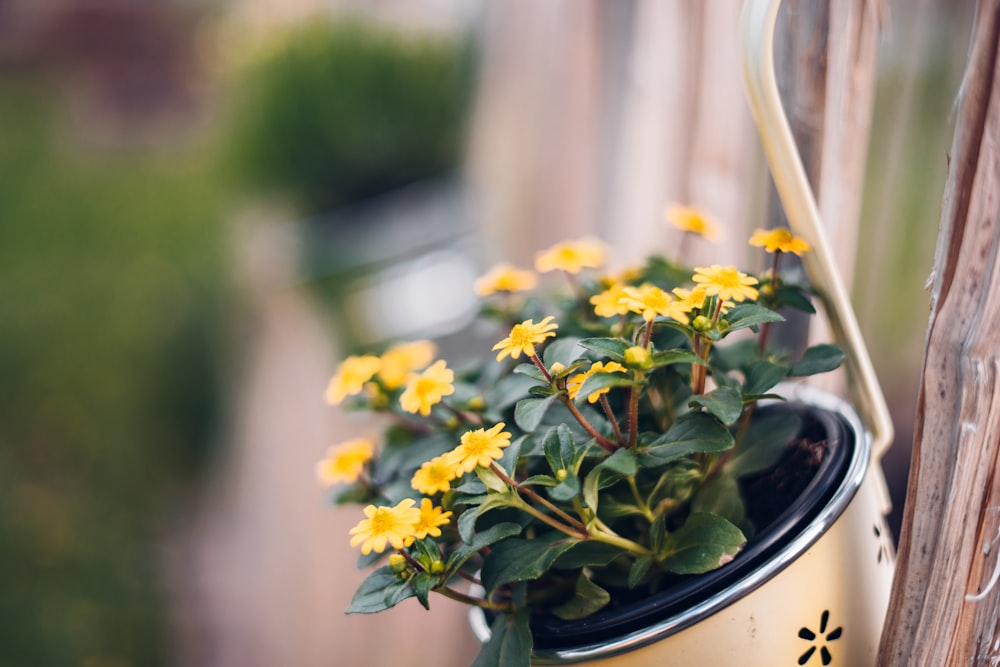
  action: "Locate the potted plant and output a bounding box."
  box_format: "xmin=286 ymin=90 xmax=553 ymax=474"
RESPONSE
xmin=318 ymin=222 xmax=895 ymax=666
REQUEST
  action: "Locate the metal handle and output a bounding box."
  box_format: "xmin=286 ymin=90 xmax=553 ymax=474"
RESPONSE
xmin=739 ymin=0 xmax=894 ymax=477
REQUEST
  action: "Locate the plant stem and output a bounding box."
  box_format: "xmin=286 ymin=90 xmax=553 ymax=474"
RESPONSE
xmin=530 ymin=352 xmax=553 ymax=383
xmin=599 ymin=394 xmax=625 ymax=446
xmin=435 ymin=585 xmax=511 ymax=612
xmin=589 ymin=518 xmax=651 ymax=557
xmin=560 ymin=397 xmax=617 ymax=452
xmin=627 ymin=475 xmax=655 ymax=522
xmin=490 ymin=463 xmax=588 ymax=536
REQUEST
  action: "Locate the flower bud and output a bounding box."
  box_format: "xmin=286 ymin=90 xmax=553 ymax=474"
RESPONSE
xmin=389 ymin=553 xmax=408 ymax=575
xmin=624 ymin=346 xmax=649 ymax=368
xmin=430 ymin=561 xmax=445 ymax=574
xmin=692 ymin=315 xmax=712 ymax=332
xmin=467 ymin=396 xmax=486 ymax=410
xmin=549 ymin=362 xmax=566 ymax=376
xmin=717 ymin=319 xmax=730 ymax=333
xmin=555 ymin=469 xmax=568 ymax=481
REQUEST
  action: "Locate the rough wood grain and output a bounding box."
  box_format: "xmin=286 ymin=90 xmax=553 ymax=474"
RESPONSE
xmin=878 ymin=2 xmax=1000 ymax=664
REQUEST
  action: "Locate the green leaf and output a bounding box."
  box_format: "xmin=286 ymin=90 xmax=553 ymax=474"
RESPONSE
xmin=628 ymin=555 xmax=653 ymax=589
xmin=476 ymin=465 xmax=508 ymax=493
xmin=582 ymin=448 xmax=636 ymax=512
xmin=691 ymin=472 xmax=745 ymax=525
xmin=520 ymin=474 xmax=557 ymax=487
xmin=471 ymin=609 xmax=533 ymax=667
xmin=512 ymin=363 xmax=547 ymax=382
xmin=660 ymin=512 xmax=746 ymax=574
xmin=552 ymin=573 xmax=611 ymax=620
xmin=347 ymin=567 xmax=409 ymax=614
xmin=412 ymin=571 xmax=435 ymax=610
xmin=743 ymin=360 xmax=789 ymax=395
xmin=642 ymin=413 xmax=735 ymax=465
xmin=578 ymin=337 xmax=629 ymax=362
xmin=543 ymin=336 xmax=584 ymax=367
xmin=514 ymin=394 xmax=560 ymax=432
xmin=481 ymin=532 xmax=580 ymax=593
xmin=447 ymin=521 xmax=523 ymax=572
xmin=788 ymin=344 xmax=845 ymax=377
xmin=726 ymin=411 xmax=803 ymax=477
xmin=543 ymin=423 xmax=577 ymax=475
xmin=485 ymin=372 xmax=539 ymax=411
xmin=553 ymin=541 xmax=626 ymax=570
xmin=688 ymin=386 xmax=743 ymax=425
xmin=458 ymin=492 xmax=522 ymax=542
xmin=383 ymin=576 xmax=417 ymax=610
xmin=649 ymin=349 xmax=705 ymax=369
xmin=548 ymin=474 xmax=581 ymax=501
xmin=723 ymin=303 xmax=785 ymax=333
xmin=572 ymin=372 xmax=634 ymax=404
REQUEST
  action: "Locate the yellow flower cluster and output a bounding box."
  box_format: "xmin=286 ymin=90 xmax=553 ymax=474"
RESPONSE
xmin=346 ymin=423 xmax=512 ymax=555
xmin=348 ymin=498 xmax=453 ymax=555
xmin=324 ymin=340 xmax=456 ymax=417
xmin=316 ymin=438 xmax=375 ymax=486
xmin=665 ymin=204 xmax=720 ymax=241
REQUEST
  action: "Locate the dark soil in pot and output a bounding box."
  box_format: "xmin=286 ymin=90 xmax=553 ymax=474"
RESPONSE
xmin=528 ymin=400 xmax=855 ymax=651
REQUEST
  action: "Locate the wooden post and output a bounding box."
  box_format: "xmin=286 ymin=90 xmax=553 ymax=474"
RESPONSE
xmin=878 ymin=2 xmax=1000 ymax=663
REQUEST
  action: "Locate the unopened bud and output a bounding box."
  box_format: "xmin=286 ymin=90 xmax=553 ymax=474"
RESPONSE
xmin=549 ymin=362 xmax=566 ymax=376
xmin=692 ymin=315 xmax=712 ymax=332
xmin=556 ymin=469 xmax=568 ymax=481
xmin=624 ymin=346 xmax=649 ymax=367
xmin=430 ymin=561 xmax=445 ymax=574
xmin=389 ymin=554 xmax=408 ymax=575
xmin=467 ymin=396 xmax=486 ymax=410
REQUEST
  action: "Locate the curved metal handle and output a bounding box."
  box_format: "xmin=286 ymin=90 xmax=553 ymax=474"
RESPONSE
xmin=739 ymin=0 xmax=894 ymax=472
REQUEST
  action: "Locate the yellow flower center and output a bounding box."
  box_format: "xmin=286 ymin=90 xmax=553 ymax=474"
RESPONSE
xmin=462 ymin=431 xmax=490 ymax=457
xmin=369 ymin=508 xmax=395 ymax=534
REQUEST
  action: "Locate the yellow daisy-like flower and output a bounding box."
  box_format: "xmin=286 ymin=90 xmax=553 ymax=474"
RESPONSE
xmin=325 ymin=355 xmax=381 ymax=404
xmin=378 ymin=340 xmax=437 ymax=390
xmin=665 ymin=204 xmax=721 ymax=241
xmin=619 ymin=284 xmax=691 ymax=324
xmin=412 ymin=498 xmax=453 ymax=540
xmin=399 ymin=360 xmax=455 ymax=416
xmin=749 ymin=228 xmax=811 ymax=256
xmin=492 ymin=316 xmax=558 ymax=361
xmin=535 ymin=238 xmax=606 ymax=274
xmin=411 ymin=455 xmax=459 ymax=495
xmin=348 ymin=498 xmax=421 ymax=555
xmin=447 ymin=423 xmax=512 ymax=474
xmin=692 ymin=265 xmax=759 ymax=303
xmin=474 ymin=263 xmax=538 ymax=296
xmin=590 ymin=283 xmax=632 ymax=318
xmin=567 ymin=361 xmax=628 ymax=403
xmin=315 ymin=437 xmax=375 ymax=486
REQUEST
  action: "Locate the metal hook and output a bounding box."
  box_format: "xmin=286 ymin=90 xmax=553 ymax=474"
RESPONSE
xmin=739 ymin=0 xmax=894 ymax=494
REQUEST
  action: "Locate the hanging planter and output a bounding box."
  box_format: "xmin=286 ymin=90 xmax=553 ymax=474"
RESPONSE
xmin=468 ymin=384 xmax=894 ymax=666
xmin=320 ymin=0 xmax=895 ymax=665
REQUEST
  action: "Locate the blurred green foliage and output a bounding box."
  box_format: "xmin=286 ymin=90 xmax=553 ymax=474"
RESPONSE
xmin=227 ymin=19 xmax=473 ymax=215
xmin=0 ymin=81 xmax=228 ymax=666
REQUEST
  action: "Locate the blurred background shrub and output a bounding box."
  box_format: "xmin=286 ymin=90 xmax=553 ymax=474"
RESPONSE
xmin=226 ymin=19 xmax=473 ymax=216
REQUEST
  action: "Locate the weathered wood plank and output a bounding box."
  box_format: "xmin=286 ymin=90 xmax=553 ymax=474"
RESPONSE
xmin=878 ymin=1 xmax=1000 ymax=663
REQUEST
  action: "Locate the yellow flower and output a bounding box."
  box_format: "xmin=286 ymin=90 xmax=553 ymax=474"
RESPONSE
xmin=492 ymin=316 xmax=558 ymax=361
xmin=590 ymin=283 xmax=632 ymax=318
xmin=619 ymin=284 xmax=691 ymax=324
xmin=315 ymin=437 xmax=375 ymax=486
xmin=399 ymin=360 xmax=455 ymax=415
xmin=348 ymin=498 xmax=421 ymax=555
xmin=692 ymin=265 xmax=759 ymax=303
xmin=672 ymin=286 xmax=709 ymax=312
xmin=665 ymin=204 xmax=720 ymax=241
xmin=378 ymin=340 xmax=437 ymax=389
xmin=447 ymin=423 xmax=512 ymax=473
xmin=412 ymin=498 xmax=453 ymax=540
xmin=749 ymin=228 xmax=811 ymax=255
xmin=411 ymin=455 xmax=459 ymax=495
xmin=325 ymin=355 xmax=381 ymax=404
xmin=567 ymin=361 xmax=627 ymax=403
xmin=474 ymin=263 xmax=538 ymax=296
xmin=535 ymin=238 xmax=606 ymax=274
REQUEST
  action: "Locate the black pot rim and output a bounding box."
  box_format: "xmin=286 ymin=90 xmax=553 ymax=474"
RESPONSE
xmin=469 ymin=383 xmax=870 ymax=664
